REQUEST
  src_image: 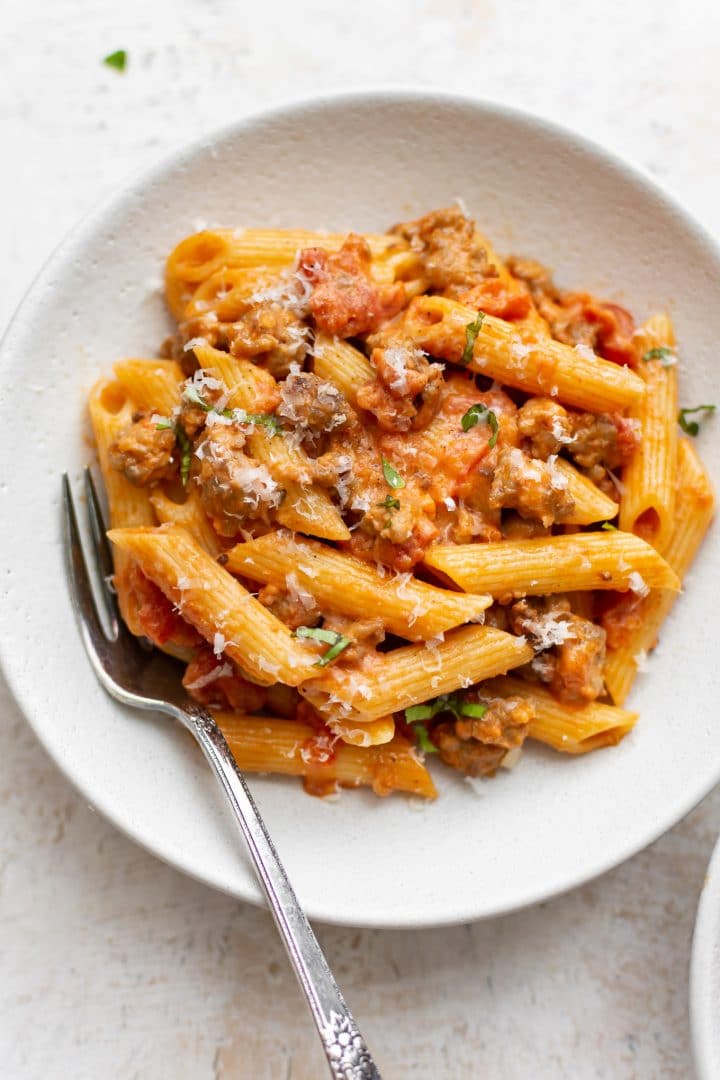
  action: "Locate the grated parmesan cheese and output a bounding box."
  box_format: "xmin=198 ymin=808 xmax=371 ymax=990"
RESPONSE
xmin=628 ymin=571 xmax=650 ymax=598
xmin=185 ymin=662 xmax=234 ymax=691
xmin=574 ymin=343 xmax=596 ymax=361
xmin=285 ymin=571 xmax=316 ymax=611
xmin=634 ymin=648 xmax=649 ymax=672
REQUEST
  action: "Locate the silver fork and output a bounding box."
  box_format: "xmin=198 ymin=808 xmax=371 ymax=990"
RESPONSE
xmin=62 ymin=470 xmax=381 ymax=1080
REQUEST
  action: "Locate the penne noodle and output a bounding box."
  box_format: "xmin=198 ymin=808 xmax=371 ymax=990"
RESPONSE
xmin=557 ymin=459 xmax=619 ymax=525
xmin=113 ymin=358 xmax=184 ymax=416
xmin=214 ymin=714 xmax=436 ymax=798
xmin=107 ymin=525 xmax=319 ymax=686
xmin=149 ymin=488 xmax=224 ymax=558
xmin=402 ymin=295 xmax=645 ymax=411
xmin=482 ymin=677 xmax=637 ymax=753
xmin=226 ymin=532 xmax=491 ymax=640
xmin=312 ymin=332 xmax=375 ymax=404
xmin=329 ymin=716 xmax=396 ymax=747
xmin=166 ymin=228 xmax=402 ymax=298
xmin=423 ymin=532 xmax=679 ymax=598
xmin=88 ymin=380 xmax=156 ymax=636
xmin=619 ymin=314 xmax=678 ymax=552
xmin=302 ymin=626 xmax=533 ymax=723
xmin=605 ymin=438 xmax=715 ymax=704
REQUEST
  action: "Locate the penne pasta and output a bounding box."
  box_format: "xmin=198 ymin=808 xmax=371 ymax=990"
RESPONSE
xmin=302 ymin=626 xmax=533 ymax=723
xmin=86 ymin=207 xmax=713 ymax=799
xmin=226 ymin=531 xmax=491 ymax=640
xmin=423 ymin=532 xmax=679 ymax=598
xmin=329 ymin=716 xmax=396 ymax=747
xmin=402 ymin=294 xmax=645 ymax=411
xmin=107 ymin=525 xmax=319 ymax=686
xmin=619 ymin=314 xmax=678 ymax=552
xmin=312 ymin=332 xmax=375 ymax=404
xmin=605 ymin=438 xmax=715 ymax=704
xmin=213 ymin=714 xmax=436 ymax=798
xmin=149 ymin=488 xmax=224 ymax=557
xmin=113 ymin=358 xmax=184 ymax=416
xmin=88 ymin=380 xmax=156 ymax=636
xmin=557 ymin=459 xmax=619 ymax=525
xmin=482 ymin=677 xmax=638 ymax=753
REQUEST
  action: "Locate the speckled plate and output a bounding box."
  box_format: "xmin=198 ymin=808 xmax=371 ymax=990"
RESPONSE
xmin=1 ymin=90 xmax=718 ymax=928
xmin=691 ymin=838 xmax=720 ymax=1077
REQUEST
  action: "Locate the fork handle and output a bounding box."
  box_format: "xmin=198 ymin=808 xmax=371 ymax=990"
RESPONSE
xmin=182 ymin=703 xmax=381 ymax=1080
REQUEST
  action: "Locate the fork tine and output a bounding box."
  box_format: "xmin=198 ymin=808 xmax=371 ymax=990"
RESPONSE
xmin=62 ymin=474 xmax=112 ymax=660
xmin=83 ymin=466 xmax=120 ymax=635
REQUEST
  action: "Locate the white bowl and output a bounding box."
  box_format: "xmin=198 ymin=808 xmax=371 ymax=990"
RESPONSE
xmin=691 ymin=837 xmax=720 ymax=1077
xmin=1 ymin=90 xmax=718 ymax=928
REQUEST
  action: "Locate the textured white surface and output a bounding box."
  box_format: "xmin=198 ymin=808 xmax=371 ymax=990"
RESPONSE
xmin=2 ymin=0 xmax=720 ymax=1076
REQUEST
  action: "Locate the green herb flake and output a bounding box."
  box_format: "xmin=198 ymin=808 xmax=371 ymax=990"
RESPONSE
xmin=293 ymin=625 xmax=353 ymax=667
xmin=457 ymin=701 xmax=488 ymax=719
xmin=154 ymin=417 xmax=174 ymax=431
xmin=600 ymin=522 xmax=617 ymax=531
xmin=404 ymin=693 xmax=486 ymax=725
xmin=411 ymin=722 xmax=438 ymax=755
xmin=183 ymin=385 xmax=212 ymax=411
xmin=381 ymin=457 xmax=405 ymax=490
xmin=175 ymin=425 xmax=192 ymax=487
xmin=678 ymin=405 xmax=716 ymax=436
xmin=240 ymin=412 xmax=281 ymax=435
xmin=377 ymin=495 xmax=401 ymax=511
xmin=103 ymin=49 xmax=127 ymax=72
xmin=460 ymin=311 xmax=485 ymax=366
xmin=461 ymin=403 xmax=499 ymax=447
xmin=643 ymin=346 xmax=676 ymax=366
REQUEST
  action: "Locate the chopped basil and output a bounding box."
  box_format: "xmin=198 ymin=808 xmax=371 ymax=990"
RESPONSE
xmin=381 ymin=457 xmax=405 ymax=489
xmin=183 ymin=385 xmax=213 ymax=411
xmin=678 ymin=405 xmax=716 ymax=436
xmin=600 ymin=522 xmax=617 ymax=531
xmin=410 ymin=722 xmax=438 ymax=754
xmin=460 ymin=311 xmax=485 ymax=366
xmin=103 ymin=50 xmax=127 ymax=72
xmin=405 ymin=693 xmax=487 ymax=724
xmin=242 ymin=412 xmax=281 ymax=434
xmin=294 ymin=626 xmax=352 ymax=667
xmin=377 ymin=495 xmax=401 ymax=511
xmin=182 ymin=386 xmax=280 ymax=434
xmin=175 ymin=425 xmax=192 ymax=487
xmin=154 ymin=417 xmax=174 ymax=431
xmin=461 ymin=403 xmax=499 ymax=447
xmin=643 ymin=346 xmax=676 ymax=366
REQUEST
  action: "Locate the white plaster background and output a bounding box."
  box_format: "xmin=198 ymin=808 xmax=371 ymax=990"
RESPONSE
xmin=2 ymin=1 xmax=719 ymax=1076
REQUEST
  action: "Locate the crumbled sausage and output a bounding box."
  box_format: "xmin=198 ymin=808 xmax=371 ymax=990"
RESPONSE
xmin=277 ymin=370 xmax=348 ymax=439
xmin=510 ymin=596 xmax=606 ymax=704
xmin=454 ymin=696 xmax=534 ymax=748
xmin=297 ymin=235 xmax=406 ymax=338
xmin=518 ymin=398 xmax=640 ymax=472
xmin=109 ymin=416 xmax=177 ymax=486
xmin=257 ymin=582 xmax=321 ymax=631
xmin=517 ymin=398 xmax=573 ymax=460
xmin=228 ymin=302 xmax=309 ymax=378
xmin=391 ymin=207 xmax=488 ymax=291
xmin=568 ymin=412 xmax=640 ymax=471
xmin=507 ymin=256 xmax=636 ymax=366
xmin=432 ymin=725 xmax=507 ymax=777
xmin=182 ymin=646 xmax=268 ymax=710
xmin=356 ymin=346 xmax=444 ymax=433
xmin=195 ymin=426 xmax=282 ymax=536
xmin=489 ymin=447 xmax=575 ymax=526
xmin=432 ymin=693 xmax=533 ymax=778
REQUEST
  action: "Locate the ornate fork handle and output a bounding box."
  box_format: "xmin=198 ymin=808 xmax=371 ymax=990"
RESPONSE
xmin=182 ymin=703 xmax=381 ymax=1080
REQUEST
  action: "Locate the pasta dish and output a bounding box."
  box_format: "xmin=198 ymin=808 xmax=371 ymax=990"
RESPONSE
xmin=88 ymin=207 xmax=714 ymax=799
